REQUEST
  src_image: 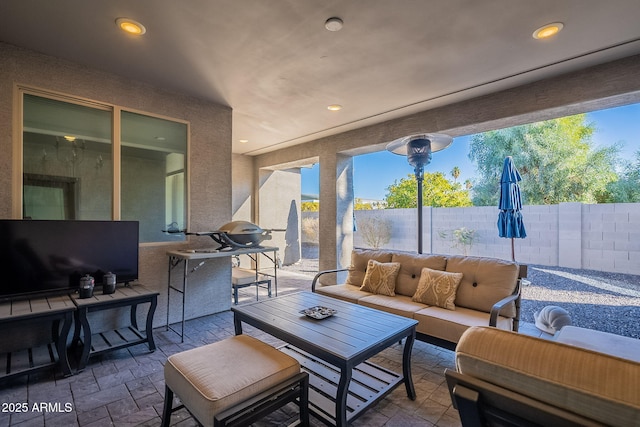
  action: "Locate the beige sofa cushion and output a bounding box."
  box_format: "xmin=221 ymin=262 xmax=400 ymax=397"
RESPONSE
xmin=412 ymin=267 xmax=463 ymax=310
xmin=360 ymin=260 xmax=401 ymax=296
xmin=314 ymin=284 xmax=371 ymax=303
xmin=358 ymin=294 xmax=427 ymax=318
xmin=446 ymin=255 xmax=519 ymax=317
xmin=345 ymin=249 xmax=393 ymax=287
xmin=414 ymin=306 xmax=512 ymax=343
xmin=164 ymin=335 xmax=301 ymax=426
xmin=456 ymin=326 xmax=640 ymax=427
xmin=392 ymin=252 xmax=447 ymax=297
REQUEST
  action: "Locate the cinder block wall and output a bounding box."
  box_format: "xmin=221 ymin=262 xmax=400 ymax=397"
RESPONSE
xmin=305 ymin=202 xmax=640 ymax=275
xmin=583 ymin=203 xmax=640 ymax=273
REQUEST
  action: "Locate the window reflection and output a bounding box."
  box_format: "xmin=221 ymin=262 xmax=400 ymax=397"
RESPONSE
xmin=21 ymin=93 xmax=188 ymax=243
xmin=22 ymin=94 xmax=112 ymax=220
xmin=121 ymin=111 xmax=187 ymax=243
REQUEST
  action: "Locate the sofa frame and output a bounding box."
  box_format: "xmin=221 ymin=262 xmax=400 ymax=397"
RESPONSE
xmin=445 ymin=369 xmax=601 ymax=426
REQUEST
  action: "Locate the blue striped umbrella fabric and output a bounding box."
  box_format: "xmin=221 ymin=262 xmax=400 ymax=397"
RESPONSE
xmin=497 ymin=157 xmax=526 ymax=260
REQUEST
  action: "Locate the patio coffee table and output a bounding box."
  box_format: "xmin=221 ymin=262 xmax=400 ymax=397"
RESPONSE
xmin=232 ymin=291 xmax=417 ymax=426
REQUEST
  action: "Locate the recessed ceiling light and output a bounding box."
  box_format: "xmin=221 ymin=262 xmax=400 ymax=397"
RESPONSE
xmin=239 ymin=139 xmax=249 ymax=143
xmin=327 ymin=104 xmax=342 ymax=111
xmin=325 ymin=17 xmax=343 ymax=32
xmin=63 ymin=135 xmax=76 ymax=142
xmin=533 ymin=22 xmax=563 ymax=40
xmin=116 ymin=17 xmax=146 ymax=35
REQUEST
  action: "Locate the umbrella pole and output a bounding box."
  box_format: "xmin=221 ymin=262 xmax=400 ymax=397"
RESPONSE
xmin=511 ymin=237 xmax=515 ymax=262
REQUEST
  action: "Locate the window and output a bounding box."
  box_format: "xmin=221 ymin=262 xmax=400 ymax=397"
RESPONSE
xmin=120 ymin=111 xmax=187 ymax=242
xmin=21 ymin=91 xmax=188 ymax=243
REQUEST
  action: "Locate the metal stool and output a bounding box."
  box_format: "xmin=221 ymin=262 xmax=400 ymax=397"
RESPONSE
xmin=231 ymin=267 xmax=271 ymax=304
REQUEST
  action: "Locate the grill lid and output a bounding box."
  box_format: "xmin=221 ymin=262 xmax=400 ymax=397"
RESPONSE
xmin=219 ymin=221 xmax=264 ymax=236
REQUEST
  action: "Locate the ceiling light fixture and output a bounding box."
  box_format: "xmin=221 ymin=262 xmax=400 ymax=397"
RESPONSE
xmin=532 ymin=22 xmax=563 ymax=40
xmin=239 ymin=139 xmax=249 ymax=143
xmin=116 ymin=17 xmax=147 ymax=35
xmin=325 ymin=17 xmax=343 ymax=32
xmin=327 ymin=104 xmax=342 ymax=111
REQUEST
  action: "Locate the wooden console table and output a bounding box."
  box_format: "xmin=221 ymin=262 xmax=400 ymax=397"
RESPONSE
xmin=166 ymin=246 xmax=279 ymax=342
xmin=71 ymin=285 xmax=158 ymax=370
xmin=0 ymin=294 xmax=75 ymax=382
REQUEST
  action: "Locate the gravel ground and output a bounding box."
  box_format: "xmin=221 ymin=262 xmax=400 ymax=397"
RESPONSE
xmin=283 ymin=244 xmax=640 ymax=339
xmin=523 ymin=265 xmax=640 ymax=338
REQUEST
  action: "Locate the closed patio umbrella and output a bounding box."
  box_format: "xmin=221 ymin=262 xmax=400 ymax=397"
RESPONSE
xmin=497 ymin=156 xmax=526 ymax=261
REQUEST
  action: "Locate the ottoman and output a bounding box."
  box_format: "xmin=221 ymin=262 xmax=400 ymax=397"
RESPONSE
xmin=161 ymin=334 xmax=309 ymax=427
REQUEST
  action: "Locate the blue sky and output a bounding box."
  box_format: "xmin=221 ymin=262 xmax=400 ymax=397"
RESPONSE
xmin=302 ymin=103 xmax=640 ymax=201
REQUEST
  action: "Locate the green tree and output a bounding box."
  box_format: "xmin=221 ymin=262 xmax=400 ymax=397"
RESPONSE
xmin=384 ymin=172 xmax=472 ymax=208
xmin=464 ymin=179 xmax=473 ymax=190
xmin=469 ymin=115 xmax=620 ymax=205
xmin=602 ymin=150 xmax=640 ymax=202
xmin=354 ymin=198 xmax=373 ymax=210
xmin=301 ymin=201 xmax=319 ymax=212
xmin=451 ymin=166 xmax=460 ymax=183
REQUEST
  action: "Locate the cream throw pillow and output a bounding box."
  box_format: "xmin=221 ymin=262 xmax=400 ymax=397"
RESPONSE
xmin=413 ymin=267 xmax=463 ymax=310
xmin=360 ymin=260 xmax=401 ymax=296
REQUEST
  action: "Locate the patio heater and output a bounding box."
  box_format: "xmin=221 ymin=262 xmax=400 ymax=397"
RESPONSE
xmin=386 ymin=133 xmax=453 ymax=254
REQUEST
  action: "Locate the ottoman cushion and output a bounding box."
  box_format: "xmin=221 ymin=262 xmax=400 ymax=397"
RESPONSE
xmin=164 ymin=334 xmax=300 ymax=426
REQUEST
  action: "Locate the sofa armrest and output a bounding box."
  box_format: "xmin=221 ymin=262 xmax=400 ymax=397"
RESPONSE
xmin=311 ymin=268 xmax=350 ymax=291
xmin=489 ymin=280 xmax=522 ymax=331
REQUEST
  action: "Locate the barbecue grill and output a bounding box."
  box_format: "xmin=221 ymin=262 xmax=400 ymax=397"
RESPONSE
xmin=186 ymin=221 xmax=272 ymax=250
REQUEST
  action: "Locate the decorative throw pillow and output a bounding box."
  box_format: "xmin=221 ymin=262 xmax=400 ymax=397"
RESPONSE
xmin=360 ymin=260 xmax=401 ymax=296
xmin=412 ymin=267 xmax=463 ymax=310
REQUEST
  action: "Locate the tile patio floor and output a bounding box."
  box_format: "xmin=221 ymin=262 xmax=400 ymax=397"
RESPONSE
xmin=0 ymin=269 xmax=548 ymax=427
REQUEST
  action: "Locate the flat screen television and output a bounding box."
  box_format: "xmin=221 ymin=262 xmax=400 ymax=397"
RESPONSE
xmin=0 ymin=220 xmax=139 ymax=301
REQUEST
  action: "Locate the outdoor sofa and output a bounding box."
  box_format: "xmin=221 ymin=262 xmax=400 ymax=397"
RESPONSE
xmin=312 ymin=248 xmax=526 ymax=350
xmin=446 ymin=326 xmax=640 ymax=426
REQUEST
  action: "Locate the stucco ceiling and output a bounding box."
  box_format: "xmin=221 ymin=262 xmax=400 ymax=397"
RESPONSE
xmin=1 ymin=1 xmax=640 ymax=156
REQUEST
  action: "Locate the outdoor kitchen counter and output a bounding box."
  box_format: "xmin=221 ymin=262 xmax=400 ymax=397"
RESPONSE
xmin=166 ymin=246 xmax=279 ymax=342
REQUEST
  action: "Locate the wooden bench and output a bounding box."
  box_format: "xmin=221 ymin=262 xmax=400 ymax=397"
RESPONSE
xmin=0 ymin=294 xmax=75 ymax=382
xmin=70 ymin=284 xmax=158 ymax=370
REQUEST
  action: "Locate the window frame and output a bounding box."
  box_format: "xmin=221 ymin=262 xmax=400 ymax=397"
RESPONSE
xmin=14 ymin=85 xmax=190 ymax=246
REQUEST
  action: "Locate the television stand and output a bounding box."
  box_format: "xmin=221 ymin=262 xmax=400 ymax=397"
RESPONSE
xmin=70 ymin=284 xmax=158 ymax=371
xmin=0 ymin=294 xmax=74 ymax=382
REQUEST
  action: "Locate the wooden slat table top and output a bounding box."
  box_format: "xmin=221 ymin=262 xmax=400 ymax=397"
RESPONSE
xmin=232 ymin=291 xmax=417 ymax=364
xmin=71 ymin=284 xmax=158 ymax=307
xmin=0 ymin=294 xmax=75 ymax=320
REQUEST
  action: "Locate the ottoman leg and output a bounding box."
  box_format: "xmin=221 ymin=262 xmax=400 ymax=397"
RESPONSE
xmin=161 ymin=385 xmax=175 ymax=427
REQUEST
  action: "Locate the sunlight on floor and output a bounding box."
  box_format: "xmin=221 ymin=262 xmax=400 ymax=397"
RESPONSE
xmin=523 ymin=290 xmax=640 ymax=305
xmin=533 ymin=267 xmax=640 ymax=298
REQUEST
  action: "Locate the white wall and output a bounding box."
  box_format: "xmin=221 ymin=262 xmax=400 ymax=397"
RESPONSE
xmin=257 ymin=168 xmax=302 ymax=266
